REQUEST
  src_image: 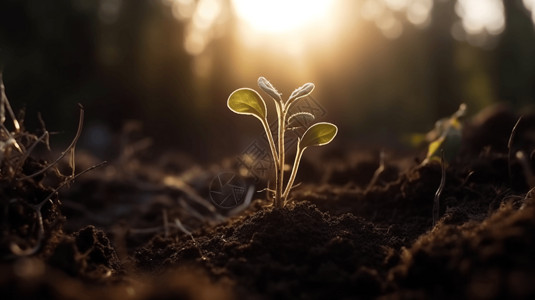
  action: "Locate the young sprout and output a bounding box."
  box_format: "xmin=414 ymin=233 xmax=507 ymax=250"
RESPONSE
xmin=423 ymin=103 xmax=466 ymax=164
xmin=228 ymin=77 xmax=337 ymax=208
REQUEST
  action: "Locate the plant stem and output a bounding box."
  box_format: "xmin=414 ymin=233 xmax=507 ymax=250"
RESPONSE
xmin=261 ymin=118 xmax=279 ymax=166
xmin=0 ymin=73 xmax=20 ymax=132
xmin=433 ymin=150 xmax=446 ymax=226
xmin=274 ymin=104 xmax=286 ymax=208
xmin=282 ymin=145 xmax=304 ymax=201
xmin=261 ymin=118 xmax=279 ymax=203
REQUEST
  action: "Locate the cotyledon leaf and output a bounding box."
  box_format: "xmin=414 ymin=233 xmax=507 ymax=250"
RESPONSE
xmin=227 ymin=88 xmax=267 ymax=121
xmin=287 ymin=112 xmax=315 ymax=128
xmin=288 ymin=82 xmax=315 ymax=103
xmin=258 ymin=77 xmax=282 ymax=102
xmin=299 ymin=122 xmax=338 ymax=149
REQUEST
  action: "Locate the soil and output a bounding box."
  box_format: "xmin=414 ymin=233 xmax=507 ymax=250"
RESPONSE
xmin=2 ymin=105 xmax=535 ymax=300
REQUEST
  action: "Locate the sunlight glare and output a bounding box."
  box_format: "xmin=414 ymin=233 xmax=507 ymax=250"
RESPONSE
xmin=231 ymin=0 xmax=333 ymax=34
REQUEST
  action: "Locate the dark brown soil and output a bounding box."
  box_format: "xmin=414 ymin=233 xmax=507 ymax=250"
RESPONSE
xmin=2 ymin=105 xmax=535 ymax=300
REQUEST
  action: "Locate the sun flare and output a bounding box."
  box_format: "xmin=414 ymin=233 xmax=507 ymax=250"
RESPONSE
xmin=231 ymin=0 xmax=334 ymax=34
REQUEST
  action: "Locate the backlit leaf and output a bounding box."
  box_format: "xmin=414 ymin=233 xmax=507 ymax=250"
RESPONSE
xmin=258 ymin=77 xmax=282 ymax=102
xmin=227 ymin=88 xmax=267 ymax=121
xmin=299 ymin=122 xmax=337 ymax=149
xmin=287 ymin=112 xmax=315 ymax=128
xmin=289 ymin=82 xmax=315 ymax=103
xmin=426 ymin=136 xmax=445 ymax=161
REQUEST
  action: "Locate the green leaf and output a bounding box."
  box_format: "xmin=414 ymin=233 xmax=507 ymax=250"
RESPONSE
xmin=227 ymin=88 xmax=267 ymax=121
xmin=426 ymin=136 xmax=445 ymax=161
xmin=299 ymin=122 xmax=337 ymax=149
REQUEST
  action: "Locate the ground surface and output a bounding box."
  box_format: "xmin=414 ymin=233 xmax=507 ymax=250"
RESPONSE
xmin=2 ymin=105 xmax=535 ymax=299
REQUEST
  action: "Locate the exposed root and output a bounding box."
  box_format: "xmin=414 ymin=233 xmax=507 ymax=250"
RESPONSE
xmin=0 ymin=76 xmax=101 ymax=259
xmin=366 ymin=150 xmax=386 ymax=193
xmin=18 ymin=104 xmax=84 ymax=181
xmin=175 ymin=217 xmax=207 ymax=261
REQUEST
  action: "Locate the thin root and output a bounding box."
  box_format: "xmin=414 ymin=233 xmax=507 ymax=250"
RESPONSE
xmin=18 ymin=105 xmax=84 ymax=181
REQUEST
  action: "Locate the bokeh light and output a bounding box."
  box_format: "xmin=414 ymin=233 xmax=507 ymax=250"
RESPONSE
xmin=453 ymin=0 xmax=505 ymax=47
xmin=2 ymin=0 xmax=535 ymax=160
xmin=99 ymin=0 xmax=123 ymax=24
xmin=361 ymin=0 xmax=433 ymax=39
xmin=176 ymin=0 xmax=225 ymax=56
xmin=525 ymin=0 xmax=535 ymax=25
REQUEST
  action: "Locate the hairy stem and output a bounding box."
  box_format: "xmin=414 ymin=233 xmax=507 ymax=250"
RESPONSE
xmin=274 ymin=103 xmax=286 ymax=208
xmin=261 ymin=117 xmax=279 ymax=202
xmin=282 ymin=145 xmax=304 ymax=201
xmin=261 ymin=118 xmax=279 ymax=166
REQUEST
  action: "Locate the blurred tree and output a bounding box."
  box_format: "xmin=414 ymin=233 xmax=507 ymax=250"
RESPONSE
xmin=1 ymin=0 xmax=535 ymax=159
xmin=498 ymin=0 xmax=535 ymax=106
xmin=0 ymin=0 xmax=100 ymax=132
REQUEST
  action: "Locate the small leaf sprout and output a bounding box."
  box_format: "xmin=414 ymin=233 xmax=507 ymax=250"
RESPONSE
xmin=228 ymin=77 xmax=337 ymax=208
xmin=423 ymin=103 xmax=467 ymax=164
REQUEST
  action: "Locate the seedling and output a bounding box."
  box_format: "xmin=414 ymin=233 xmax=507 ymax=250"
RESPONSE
xmin=227 ymin=77 xmax=337 ymax=208
xmin=423 ymin=103 xmax=466 ymax=164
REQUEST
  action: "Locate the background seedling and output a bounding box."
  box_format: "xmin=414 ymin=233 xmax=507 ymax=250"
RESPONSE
xmin=423 ymin=103 xmax=466 ymax=164
xmin=433 ymin=150 xmax=446 ymax=226
xmin=228 ymin=77 xmax=337 ymax=208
